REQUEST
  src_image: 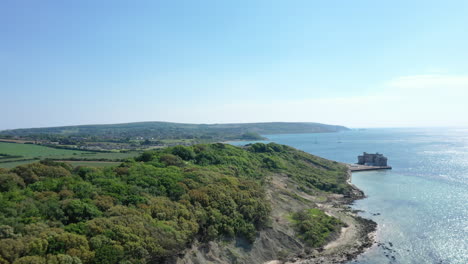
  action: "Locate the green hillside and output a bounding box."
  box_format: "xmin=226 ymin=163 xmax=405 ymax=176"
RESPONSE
xmin=0 ymin=143 xmax=350 ymax=264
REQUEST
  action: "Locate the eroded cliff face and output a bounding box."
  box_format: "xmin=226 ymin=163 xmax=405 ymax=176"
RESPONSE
xmin=176 ymin=172 xmax=376 ymax=264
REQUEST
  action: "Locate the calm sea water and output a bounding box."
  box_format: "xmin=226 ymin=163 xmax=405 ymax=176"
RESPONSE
xmin=232 ymin=128 xmax=468 ymax=264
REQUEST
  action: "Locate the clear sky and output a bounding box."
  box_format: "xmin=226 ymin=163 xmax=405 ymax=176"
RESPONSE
xmin=1 ymin=0 xmax=467 ymax=130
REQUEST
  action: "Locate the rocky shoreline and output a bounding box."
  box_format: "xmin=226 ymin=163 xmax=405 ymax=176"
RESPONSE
xmin=282 ymin=169 xmax=378 ymax=264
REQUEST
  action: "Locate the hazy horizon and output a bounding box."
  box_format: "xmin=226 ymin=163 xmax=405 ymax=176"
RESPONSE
xmin=2 ymin=0 xmax=467 ymax=130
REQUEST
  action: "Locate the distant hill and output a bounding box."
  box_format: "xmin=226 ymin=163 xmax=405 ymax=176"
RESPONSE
xmin=0 ymin=121 xmax=348 ymax=139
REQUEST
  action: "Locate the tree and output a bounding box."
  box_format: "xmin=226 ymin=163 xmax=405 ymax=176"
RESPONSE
xmin=170 ymin=146 xmax=195 ymax=161
xmin=0 ymin=173 xmax=25 ymax=191
xmin=93 ymin=245 xmax=123 ymax=264
xmin=61 ymin=199 xmax=102 ymax=224
xmin=11 ymin=166 xmax=39 ymax=185
xmin=13 ymin=256 xmax=46 ymax=264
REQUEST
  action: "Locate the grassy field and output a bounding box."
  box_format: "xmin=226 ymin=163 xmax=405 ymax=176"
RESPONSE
xmin=0 ymin=142 xmax=140 ymax=168
xmin=0 ymin=160 xmax=42 ymax=169
xmin=63 ymin=161 xmax=122 ymax=168
xmin=0 ymin=142 xmax=87 ymax=157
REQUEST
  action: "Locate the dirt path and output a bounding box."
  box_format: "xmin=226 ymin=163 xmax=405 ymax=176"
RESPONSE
xmin=324 ymin=226 xmax=351 ymax=250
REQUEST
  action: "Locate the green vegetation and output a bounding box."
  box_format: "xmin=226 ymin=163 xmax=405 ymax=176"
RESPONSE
xmin=0 ymin=143 xmax=349 ymax=263
xmin=0 ymin=142 xmax=140 ymax=168
xmin=290 ymin=209 xmax=344 ymax=247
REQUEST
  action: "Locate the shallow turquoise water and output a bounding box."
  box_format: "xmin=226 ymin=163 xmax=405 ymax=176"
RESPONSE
xmin=232 ymin=128 xmax=468 ymax=264
xmin=350 ymin=170 xmax=467 ymax=264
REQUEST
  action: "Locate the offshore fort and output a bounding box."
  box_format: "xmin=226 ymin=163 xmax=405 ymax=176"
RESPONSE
xmin=348 ymin=152 xmax=392 ymax=172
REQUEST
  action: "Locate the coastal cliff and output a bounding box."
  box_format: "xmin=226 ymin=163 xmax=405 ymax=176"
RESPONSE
xmin=177 ymin=168 xmax=376 ymax=264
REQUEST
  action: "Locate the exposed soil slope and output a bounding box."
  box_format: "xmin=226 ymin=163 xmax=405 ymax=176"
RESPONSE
xmin=177 ymin=170 xmax=376 ymax=264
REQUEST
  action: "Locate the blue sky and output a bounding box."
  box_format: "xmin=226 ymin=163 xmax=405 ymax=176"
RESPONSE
xmin=1 ymin=0 xmax=467 ymax=129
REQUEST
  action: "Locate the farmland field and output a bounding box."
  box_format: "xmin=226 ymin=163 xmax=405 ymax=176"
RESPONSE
xmin=0 ymin=142 xmax=140 ymax=168
xmin=62 ymin=161 xmax=122 ymax=168
xmin=0 ymin=160 xmax=41 ymax=169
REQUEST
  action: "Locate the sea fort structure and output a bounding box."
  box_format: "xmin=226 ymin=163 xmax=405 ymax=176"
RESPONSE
xmin=349 ymin=152 xmax=392 ymax=172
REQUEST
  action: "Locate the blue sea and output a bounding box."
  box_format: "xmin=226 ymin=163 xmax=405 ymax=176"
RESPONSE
xmin=233 ymin=128 xmax=468 ymax=264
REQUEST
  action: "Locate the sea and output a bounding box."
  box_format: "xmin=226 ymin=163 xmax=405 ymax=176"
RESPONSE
xmin=232 ymin=128 xmax=468 ymax=264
